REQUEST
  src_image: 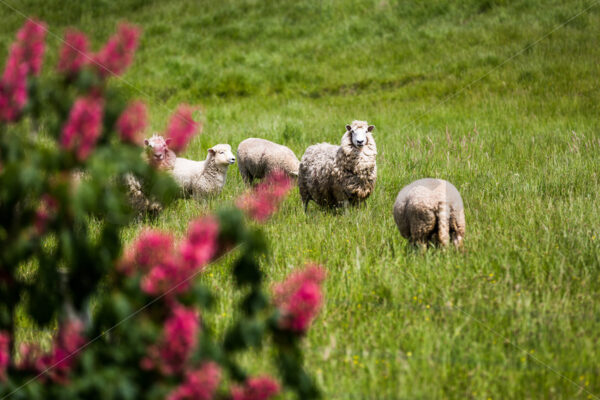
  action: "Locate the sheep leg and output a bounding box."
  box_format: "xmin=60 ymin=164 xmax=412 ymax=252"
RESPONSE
xmin=239 ymin=164 xmax=253 ymax=186
xmin=436 ymin=201 xmax=450 ymax=247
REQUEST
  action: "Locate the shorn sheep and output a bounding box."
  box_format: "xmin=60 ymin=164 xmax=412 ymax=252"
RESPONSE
xmin=298 ymin=120 xmax=377 ymax=210
xmin=172 ymin=143 xmax=236 ymax=198
xmin=393 ymin=178 xmax=465 ymax=248
xmin=237 ymin=138 xmax=299 ymax=185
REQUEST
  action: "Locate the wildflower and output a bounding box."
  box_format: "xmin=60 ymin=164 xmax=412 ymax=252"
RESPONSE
xmin=231 ymin=376 xmax=280 ymax=400
xmin=236 ymin=171 xmax=293 ymax=222
xmin=143 ymin=303 xmax=200 ymax=375
xmin=16 ymin=19 xmax=47 ymax=76
xmin=0 ymin=44 xmax=28 ymax=122
xmin=140 ymin=256 xmax=186 ymax=295
xmin=116 ymin=100 xmax=147 ymax=144
xmin=57 ymin=29 xmax=90 ymax=76
xmin=272 ymin=264 xmax=326 ymax=334
xmin=93 ymin=23 xmax=140 ymax=78
xmin=0 ymin=331 xmax=10 ymax=381
xmin=165 ymin=104 xmax=200 ymax=153
xmin=167 ymin=362 xmax=221 ymax=400
xmin=35 ymin=318 xmax=86 ymax=384
xmin=60 ymin=95 xmax=104 ymax=160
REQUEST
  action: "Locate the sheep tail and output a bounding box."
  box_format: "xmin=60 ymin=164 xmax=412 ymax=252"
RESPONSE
xmin=436 ymin=201 xmax=450 ymax=247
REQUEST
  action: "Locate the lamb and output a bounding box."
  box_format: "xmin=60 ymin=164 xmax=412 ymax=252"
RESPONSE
xmin=143 ymin=134 xmax=236 ymax=199
xmin=171 ymin=143 xmax=236 ymax=198
xmin=298 ymin=120 xmax=377 ymax=210
xmin=392 ymin=178 xmax=465 ymax=248
xmin=237 ymin=138 xmax=300 ymax=185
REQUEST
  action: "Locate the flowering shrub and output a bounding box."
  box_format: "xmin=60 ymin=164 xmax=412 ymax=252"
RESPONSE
xmin=0 ymin=19 xmax=324 ymax=399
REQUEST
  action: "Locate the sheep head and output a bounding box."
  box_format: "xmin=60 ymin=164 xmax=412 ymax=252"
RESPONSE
xmin=207 ymin=144 xmax=236 ymax=168
xmin=144 ymin=134 xmax=175 ymax=169
xmin=345 ymin=120 xmax=374 ymax=149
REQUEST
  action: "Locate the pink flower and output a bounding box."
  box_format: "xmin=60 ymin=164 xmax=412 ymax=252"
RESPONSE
xmin=231 ymin=376 xmax=280 ymax=400
xmin=165 ymin=105 xmax=200 ymax=153
xmin=57 ymin=29 xmax=90 ymax=76
xmin=179 ymin=217 xmax=219 ymax=271
xmin=116 ymin=100 xmax=147 ymax=144
xmin=60 ymin=95 xmax=104 ymax=160
xmin=34 ymin=194 xmax=58 ymax=235
xmin=236 ymin=171 xmax=292 ymax=222
xmin=272 ymin=264 xmax=326 ymax=334
xmin=167 ymin=362 xmax=221 ymax=400
xmin=16 ymin=19 xmax=47 ymax=76
xmin=0 ymin=45 xmax=28 ymax=122
xmin=93 ymin=23 xmax=140 ymax=79
xmin=0 ymin=331 xmax=10 ymax=381
xmin=139 ymin=217 xmax=219 ymax=296
xmin=35 ymin=318 xmax=86 ymax=384
xmin=140 ymin=256 xmax=187 ymax=295
xmin=144 ymin=304 xmax=200 ymax=375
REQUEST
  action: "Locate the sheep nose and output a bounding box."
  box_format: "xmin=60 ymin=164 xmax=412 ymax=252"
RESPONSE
xmin=229 ymin=156 xmax=236 ymax=164
xmin=356 ymin=140 xmax=364 ymax=146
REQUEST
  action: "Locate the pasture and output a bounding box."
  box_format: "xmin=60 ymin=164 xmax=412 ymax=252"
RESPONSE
xmin=2 ymin=0 xmax=599 ymax=398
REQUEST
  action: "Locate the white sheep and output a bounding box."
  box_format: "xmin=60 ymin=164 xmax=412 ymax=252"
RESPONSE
xmin=298 ymin=120 xmax=377 ymax=210
xmin=171 ymin=143 xmax=236 ymax=199
xmin=236 ymin=138 xmax=299 ymax=185
xmin=392 ymin=178 xmax=465 ymax=248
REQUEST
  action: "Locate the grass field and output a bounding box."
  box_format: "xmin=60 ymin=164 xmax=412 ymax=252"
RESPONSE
xmin=2 ymin=0 xmax=600 ymax=398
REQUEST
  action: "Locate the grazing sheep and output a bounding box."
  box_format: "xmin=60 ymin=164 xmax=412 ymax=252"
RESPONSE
xmin=172 ymin=144 xmax=236 ymax=199
xmin=392 ymin=178 xmax=465 ymax=248
xmin=298 ymin=120 xmax=377 ymax=210
xmin=237 ymin=138 xmax=300 ymax=185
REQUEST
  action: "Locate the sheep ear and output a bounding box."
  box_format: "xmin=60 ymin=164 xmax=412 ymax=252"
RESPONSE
xmin=367 ymin=125 xmax=375 ymax=132
xmin=345 ymin=125 xmax=352 ymax=132
xmin=208 ymin=148 xmax=215 ymax=155
xmin=143 ymin=139 xmax=150 ymax=146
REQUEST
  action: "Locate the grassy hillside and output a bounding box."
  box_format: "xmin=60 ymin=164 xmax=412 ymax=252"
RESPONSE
xmin=2 ymin=0 xmax=600 ymax=398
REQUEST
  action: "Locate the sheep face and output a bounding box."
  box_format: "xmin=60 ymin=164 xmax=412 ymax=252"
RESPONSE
xmin=208 ymin=144 xmax=236 ymax=167
xmin=144 ymin=135 xmax=171 ymax=163
xmin=345 ymin=121 xmax=374 ymax=149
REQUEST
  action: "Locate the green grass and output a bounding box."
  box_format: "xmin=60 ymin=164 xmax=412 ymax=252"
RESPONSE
xmin=2 ymin=0 xmax=600 ymax=398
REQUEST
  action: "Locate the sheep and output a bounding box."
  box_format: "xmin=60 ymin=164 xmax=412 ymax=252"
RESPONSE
xmin=171 ymin=143 xmax=236 ymax=199
xmin=392 ymin=178 xmax=465 ymax=248
xmin=298 ymin=120 xmax=377 ymax=210
xmin=237 ymin=138 xmax=300 ymax=185
xmin=121 ymin=135 xmax=176 ymax=215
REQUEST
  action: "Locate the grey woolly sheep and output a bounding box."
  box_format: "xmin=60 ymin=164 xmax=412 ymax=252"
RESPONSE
xmin=171 ymin=143 xmax=236 ymax=199
xmin=237 ymin=138 xmax=300 ymax=185
xmin=392 ymin=178 xmax=465 ymax=248
xmin=298 ymin=120 xmax=377 ymax=210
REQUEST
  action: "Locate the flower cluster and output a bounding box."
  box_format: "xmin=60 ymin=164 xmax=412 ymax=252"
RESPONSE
xmin=116 ymin=100 xmax=148 ymax=144
xmin=166 ymin=105 xmax=201 ymax=153
xmin=272 ymin=264 xmax=326 ymax=334
xmin=57 ymin=29 xmax=90 ymax=77
xmin=167 ymin=362 xmax=221 ymax=400
xmin=17 ymin=319 xmax=86 ymax=384
xmin=0 ymin=19 xmax=47 ymax=122
xmin=143 ymin=303 xmax=200 ymax=375
xmin=120 ymin=217 xmax=219 ymax=296
xmin=93 ymin=23 xmax=140 ymax=79
xmin=231 ymin=376 xmax=280 ymax=400
xmin=60 ymin=95 xmax=104 ymax=160
xmin=236 ymin=171 xmax=293 ymax=222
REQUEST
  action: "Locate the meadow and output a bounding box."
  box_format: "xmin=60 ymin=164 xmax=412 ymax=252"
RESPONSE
xmin=1 ymin=0 xmax=600 ymax=398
